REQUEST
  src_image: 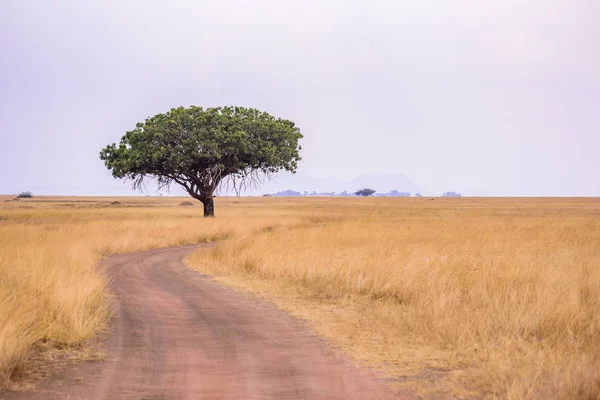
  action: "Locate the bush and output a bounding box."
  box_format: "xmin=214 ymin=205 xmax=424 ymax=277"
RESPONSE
xmin=17 ymin=192 xmax=33 ymax=199
xmin=179 ymin=201 xmax=195 ymax=206
xmin=355 ymin=188 xmax=376 ymax=197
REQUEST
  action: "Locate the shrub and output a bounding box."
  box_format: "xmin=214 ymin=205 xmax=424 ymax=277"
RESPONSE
xmin=355 ymin=188 xmax=376 ymax=197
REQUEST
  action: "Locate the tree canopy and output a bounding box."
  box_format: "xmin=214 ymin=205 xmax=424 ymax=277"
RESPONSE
xmin=355 ymin=188 xmax=376 ymax=196
xmin=100 ymin=106 xmax=303 ymax=216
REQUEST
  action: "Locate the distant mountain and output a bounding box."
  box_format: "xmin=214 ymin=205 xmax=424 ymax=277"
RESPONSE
xmin=265 ymin=189 xmax=418 ymax=197
xmin=258 ymin=175 xmax=349 ymax=193
xmin=217 ymin=172 xmax=431 ymax=197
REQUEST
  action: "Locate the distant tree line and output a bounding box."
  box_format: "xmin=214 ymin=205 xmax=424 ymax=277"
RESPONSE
xmin=442 ymin=191 xmax=462 ymax=197
xmin=263 ymin=189 xmax=462 ymax=197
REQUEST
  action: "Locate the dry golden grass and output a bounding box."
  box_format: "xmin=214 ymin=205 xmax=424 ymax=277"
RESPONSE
xmin=0 ymin=195 xmax=242 ymax=387
xmin=2 ymin=195 xmax=599 ymax=399
xmin=186 ymin=197 xmax=600 ymax=399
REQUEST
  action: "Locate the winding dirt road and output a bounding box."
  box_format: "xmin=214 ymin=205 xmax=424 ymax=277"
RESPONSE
xmin=4 ymin=245 xmax=405 ymax=400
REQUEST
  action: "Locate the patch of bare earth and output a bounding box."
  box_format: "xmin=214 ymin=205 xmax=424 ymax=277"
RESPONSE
xmin=1 ymin=245 xmax=409 ymax=400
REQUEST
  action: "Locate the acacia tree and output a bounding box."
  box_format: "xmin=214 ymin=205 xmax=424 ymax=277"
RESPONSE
xmin=355 ymin=188 xmax=376 ymax=196
xmin=100 ymin=106 xmax=303 ymax=217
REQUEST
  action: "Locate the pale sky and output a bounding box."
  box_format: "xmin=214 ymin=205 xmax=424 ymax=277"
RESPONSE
xmin=1 ymin=0 xmax=598 ymax=196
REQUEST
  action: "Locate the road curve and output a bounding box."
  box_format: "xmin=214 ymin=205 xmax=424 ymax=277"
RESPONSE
xmin=4 ymin=245 xmax=404 ymax=400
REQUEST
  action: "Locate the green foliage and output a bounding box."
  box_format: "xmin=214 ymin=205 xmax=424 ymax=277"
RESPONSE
xmin=100 ymin=106 xmax=303 ymax=207
xmin=17 ymin=191 xmax=33 ymax=198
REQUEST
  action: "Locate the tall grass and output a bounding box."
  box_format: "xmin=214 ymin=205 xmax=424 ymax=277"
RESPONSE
xmin=2 ymin=196 xmax=598 ymax=398
xmin=187 ymin=197 xmax=600 ymax=399
xmin=0 ymin=196 xmax=240 ymax=386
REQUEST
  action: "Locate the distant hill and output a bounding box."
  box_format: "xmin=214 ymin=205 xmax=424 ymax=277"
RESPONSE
xmin=232 ymin=172 xmax=431 ymax=197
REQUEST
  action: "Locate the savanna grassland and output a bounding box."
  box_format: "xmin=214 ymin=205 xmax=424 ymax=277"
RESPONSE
xmin=1 ymin=195 xmax=599 ymax=399
xmin=188 ymin=197 xmax=600 ymax=399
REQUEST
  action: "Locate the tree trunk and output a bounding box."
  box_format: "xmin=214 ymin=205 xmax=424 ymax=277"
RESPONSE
xmin=201 ymin=197 xmax=215 ymax=217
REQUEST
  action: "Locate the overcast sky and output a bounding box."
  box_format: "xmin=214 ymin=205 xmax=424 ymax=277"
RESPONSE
xmin=1 ymin=0 xmax=598 ymax=196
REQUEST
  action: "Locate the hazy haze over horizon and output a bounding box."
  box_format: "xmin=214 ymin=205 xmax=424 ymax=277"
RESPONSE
xmin=1 ymin=1 xmax=598 ymax=196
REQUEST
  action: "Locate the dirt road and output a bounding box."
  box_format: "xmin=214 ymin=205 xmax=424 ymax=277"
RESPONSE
xmin=3 ymin=245 xmax=405 ymax=400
